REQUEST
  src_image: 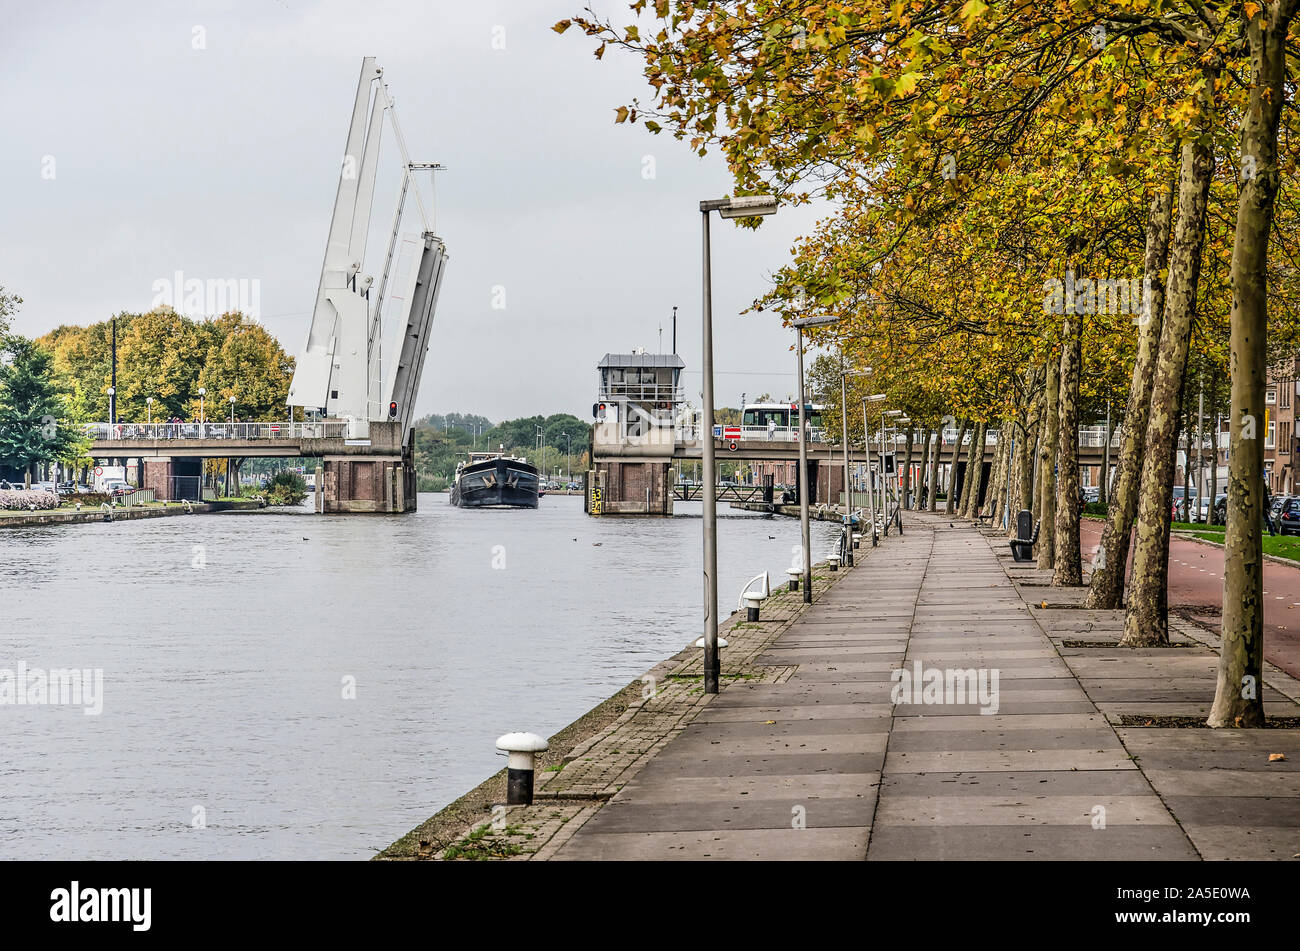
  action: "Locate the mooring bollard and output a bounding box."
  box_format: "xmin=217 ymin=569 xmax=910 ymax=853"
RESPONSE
xmin=695 ymin=635 xmax=729 ymax=648
xmin=496 ymin=732 xmax=548 ymax=805
xmin=737 ymin=572 xmax=770 ymax=621
xmin=786 ymin=566 xmax=801 ymax=592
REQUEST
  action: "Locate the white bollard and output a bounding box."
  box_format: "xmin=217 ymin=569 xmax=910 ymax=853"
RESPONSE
xmin=737 ymin=572 xmax=770 ymax=621
xmin=496 ymin=732 xmax=549 ymax=805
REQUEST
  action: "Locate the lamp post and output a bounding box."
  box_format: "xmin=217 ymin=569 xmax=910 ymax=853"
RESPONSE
xmin=791 ymin=313 xmax=843 ymax=602
xmin=106 ymin=386 xmax=116 ymax=435
xmin=840 ymin=362 xmax=853 ymax=566
xmin=229 ymin=395 xmax=236 ymax=425
xmin=562 ymin=431 xmax=571 ymax=487
xmin=881 ymin=409 xmax=903 ymax=526
xmin=863 ymin=394 xmax=887 ymax=544
xmin=700 ymin=193 xmax=779 ymax=693
xmin=146 ymin=396 xmax=153 ymax=426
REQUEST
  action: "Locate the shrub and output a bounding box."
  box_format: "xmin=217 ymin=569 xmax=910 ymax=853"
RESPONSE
xmin=0 ymin=489 xmax=60 ymax=511
xmin=266 ymin=471 xmax=308 ymax=506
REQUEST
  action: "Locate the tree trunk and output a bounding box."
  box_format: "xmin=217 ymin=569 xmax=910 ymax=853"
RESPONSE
xmin=901 ymin=427 xmax=914 ymax=510
xmin=1209 ymin=381 xmax=1219 ymax=524
xmin=985 ymin=426 xmax=1006 ymax=521
xmin=1122 ymin=120 xmax=1216 ymax=647
xmin=1086 ymin=177 xmax=1174 ymax=608
xmin=1017 ymin=385 xmax=1042 ymax=530
xmin=962 ymin=423 xmax=984 ymax=518
xmin=1037 ymin=361 xmax=1060 ymax=568
xmin=1054 ymin=317 xmax=1083 ymax=585
xmin=916 ymin=428 xmax=931 ymax=510
xmin=1210 ymin=10 xmax=1290 ymax=727
xmin=946 ymin=420 xmax=967 ymax=514
xmin=927 ymin=427 xmax=942 ymax=512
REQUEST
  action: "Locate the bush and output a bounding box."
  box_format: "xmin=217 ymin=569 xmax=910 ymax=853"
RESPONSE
xmin=0 ymin=489 xmax=60 ymax=511
xmin=1083 ymin=502 xmax=1108 ymax=516
xmin=266 ymin=471 xmax=308 ymax=506
xmin=61 ymin=491 xmax=111 ymax=506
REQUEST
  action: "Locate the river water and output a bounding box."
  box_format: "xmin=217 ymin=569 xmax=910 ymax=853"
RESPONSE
xmin=0 ymin=494 xmax=838 ymax=859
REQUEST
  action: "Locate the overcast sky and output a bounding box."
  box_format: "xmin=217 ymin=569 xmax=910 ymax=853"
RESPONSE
xmin=1 ymin=0 xmax=829 ymax=422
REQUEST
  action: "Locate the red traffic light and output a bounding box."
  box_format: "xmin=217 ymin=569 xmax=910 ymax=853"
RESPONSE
xmin=593 ymin=402 xmax=606 ymax=421
xmin=388 ymin=401 xmax=398 ymax=419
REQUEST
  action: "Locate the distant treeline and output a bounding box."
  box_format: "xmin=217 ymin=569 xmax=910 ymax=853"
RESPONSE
xmin=412 ymin=412 xmax=591 ymax=491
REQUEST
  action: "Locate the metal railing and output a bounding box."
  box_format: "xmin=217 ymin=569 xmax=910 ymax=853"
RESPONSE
xmin=674 ymin=424 xmax=828 ymax=444
xmin=84 ymin=421 xmax=349 ymax=441
xmin=597 ymin=384 xmax=686 ymax=404
xmin=932 ymin=425 xmax=1122 ymax=448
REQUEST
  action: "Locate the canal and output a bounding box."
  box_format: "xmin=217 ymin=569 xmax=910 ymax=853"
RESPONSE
xmin=0 ymin=495 xmax=839 ymax=859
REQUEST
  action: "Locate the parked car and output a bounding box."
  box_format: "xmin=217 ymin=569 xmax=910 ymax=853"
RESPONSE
xmin=1278 ymin=497 xmax=1300 ymax=536
xmin=1082 ymin=486 xmax=1100 ymax=504
xmin=102 ymin=480 xmax=134 ymax=496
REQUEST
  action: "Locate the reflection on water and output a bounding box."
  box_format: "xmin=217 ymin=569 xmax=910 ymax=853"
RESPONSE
xmin=0 ymin=494 xmax=838 ymax=859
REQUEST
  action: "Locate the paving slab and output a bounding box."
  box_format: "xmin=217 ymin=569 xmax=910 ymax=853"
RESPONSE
xmin=865 ymin=825 xmax=1198 ymax=860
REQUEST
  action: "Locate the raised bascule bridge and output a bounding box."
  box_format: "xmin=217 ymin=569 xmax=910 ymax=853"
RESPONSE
xmin=585 ymin=352 xmax=1120 ymax=517
xmin=85 ymin=58 xmax=448 ymax=514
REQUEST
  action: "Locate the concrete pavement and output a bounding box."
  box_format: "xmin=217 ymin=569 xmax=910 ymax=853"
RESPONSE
xmin=422 ymin=513 xmax=1300 ymax=861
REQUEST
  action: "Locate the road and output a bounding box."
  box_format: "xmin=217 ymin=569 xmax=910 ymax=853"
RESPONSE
xmin=1078 ymin=518 xmax=1300 ymax=679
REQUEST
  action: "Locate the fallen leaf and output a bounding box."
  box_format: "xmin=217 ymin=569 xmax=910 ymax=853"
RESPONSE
xmin=1269 ymin=752 xmax=1287 ymax=762
xmin=764 ymin=720 xmax=776 ymax=725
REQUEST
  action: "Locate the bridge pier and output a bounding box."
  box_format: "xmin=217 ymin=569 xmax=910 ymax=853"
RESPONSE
xmin=141 ymin=458 xmax=174 ymax=501
xmin=318 ymin=455 xmax=414 ymax=513
xmin=585 ymin=461 xmax=673 ymax=516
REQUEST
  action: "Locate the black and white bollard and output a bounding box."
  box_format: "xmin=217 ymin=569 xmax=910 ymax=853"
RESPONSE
xmin=695 ymin=635 xmax=729 ymax=649
xmin=738 ymin=572 xmax=770 ymax=621
xmin=496 ymin=732 xmax=548 ymax=805
xmin=786 ymin=567 xmax=801 ymax=592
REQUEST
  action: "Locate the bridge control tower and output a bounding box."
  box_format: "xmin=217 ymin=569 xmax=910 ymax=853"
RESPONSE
xmin=587 ymin=352 xmax=684 ymax=515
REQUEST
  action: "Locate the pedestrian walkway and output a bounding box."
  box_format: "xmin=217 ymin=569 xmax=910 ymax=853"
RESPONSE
xmin=551 ymin=511 xmax=1300 ymax=862
xmin=418 ymin=513 xmax=1300 ymax=861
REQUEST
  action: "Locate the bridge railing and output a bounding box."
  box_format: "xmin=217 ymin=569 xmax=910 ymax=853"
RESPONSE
xmin=84 ymin=421 xmax=349 ymax=441
xmin=675 ymin=424 xmax=828 ymax=444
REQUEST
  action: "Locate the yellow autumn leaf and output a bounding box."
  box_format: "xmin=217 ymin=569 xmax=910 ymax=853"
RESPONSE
xmin=960 ymin=0 xmax=989 ymax=27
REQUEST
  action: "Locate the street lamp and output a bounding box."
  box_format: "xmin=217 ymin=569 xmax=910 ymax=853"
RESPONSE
xmin=146 ymin=396 xmax=153 ymax=426
xmin=106 ymin=386 xmax=116 ymax=434
xmin=838 ymin=365 xmax=875 ymax=564
xmin=229 ymin=395 xmax=236 ymax=425
xmin=791 ymin=312 xmax=842 ymax=602
xmin=700 ymin=193 xmax=779 ymax=693
xmin=562 ymin=431 xmax=571 ymax=487
xmin=863 ymin=394 xmax=887 ymax=544
xmin=198 ymin=387 xmax=206 ymax=424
